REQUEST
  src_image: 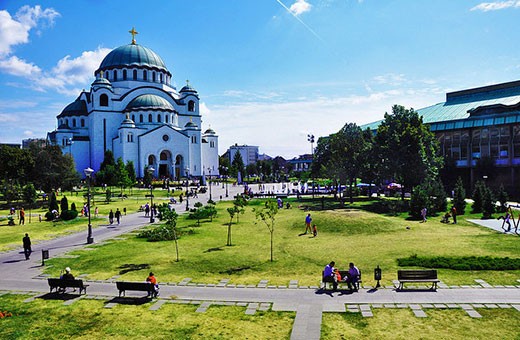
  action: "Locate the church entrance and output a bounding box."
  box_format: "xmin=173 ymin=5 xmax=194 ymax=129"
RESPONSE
xmin=175 ymin=154 xmax=184 ymax=180
xmin=159 ymin=150 xmax=172 ymax=178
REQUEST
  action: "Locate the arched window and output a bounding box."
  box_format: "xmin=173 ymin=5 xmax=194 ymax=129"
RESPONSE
xmin=143 ymin=70 xmax=147 ymax=81
xmin=100 ymin=94 xmax=108 ymax=106
xmin=152 ymin=72 xmax=156 ymax=82
xmin=160 ymin=74 xmax=163 ymax=83
xmin=127 ymin=133 xmax=133 ymax=143
xmin=131 ymin=115 xmax=135 ymax=122
xmin=81 ymin=118 xmax=85 ymax=127
xmin=123 ymin=69 xmax=127 ymax=80
xmin=188 ymin=100 xmax=195 ymax=112
xmin=72 ymin=118 xmax=76 ymax=127
xmin=113 ymin=70 xmax=117 ymax=81
xmin=148 ymin=114 xmax=152 ymax=123
xmin=160 ymin=151 xmax=168 ymax=160
xmin=148 ymin=155 xmax=155 ymax=166
xmin=165 ymin=115 xmax=169 ymax=123
xmin=191 ymin=136 xmax=197 ymax=144
xmin=105 ymin=71 xmax=110 ymax=80
xmin=65 ymin=119 xmax=69 ymax=126
xmin=157 ymin=114 xmax=161 ymax=123
xmin=133 ymin=69 xmax=137 ymax=80
xmin=139 ymin=114 xmax=143 ymax=123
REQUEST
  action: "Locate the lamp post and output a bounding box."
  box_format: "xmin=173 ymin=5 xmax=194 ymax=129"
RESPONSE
xmin=224 ymin=166 xmax=229 ymax=197
xmin=208 ymin=167 xmax=212 ymax=201
xmin=308 ymin=134 xmax=315 ymax=198
xmin=84 ymin=167 xmax=94 ymax=244
xmin=185 ymin=167 xmax=190 ymax=211
xmin=147 ymin=166 xmax=155 ymax=223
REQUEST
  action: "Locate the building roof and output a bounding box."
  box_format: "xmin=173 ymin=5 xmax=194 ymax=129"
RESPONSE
xmin=125 ymin=94 xmax=174 ymax=112
xmin=97 ymin=43 xmax=168 ymax=72
xmin=363 ymin=80 xmax=520 ymax=132
xmin=58 ymin=98 xmax=88 ymax=118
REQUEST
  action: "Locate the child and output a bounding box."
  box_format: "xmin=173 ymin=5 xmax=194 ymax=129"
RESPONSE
xmin=312 ymin=224 xmax=318 ymax=237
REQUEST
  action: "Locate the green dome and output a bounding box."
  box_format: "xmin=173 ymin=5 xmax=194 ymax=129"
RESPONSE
xmin=126 ymin=94 xmax=174 ymax=112
xmin=58 ymin=98 xmax=88 ymax=118
xmin=97 ymin=44 xmax=169 ymax=73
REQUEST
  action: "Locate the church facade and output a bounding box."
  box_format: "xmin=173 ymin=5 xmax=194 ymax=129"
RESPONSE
xmin=47 ymin=30 xmax=219 ymax=180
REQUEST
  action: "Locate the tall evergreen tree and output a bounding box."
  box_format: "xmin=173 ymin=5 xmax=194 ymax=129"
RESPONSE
xmin=453 ymin=177 xmax=467 ymax=215
xmin=96 ymin=150 xmax=117 ymax=186
xmin=231 ymin=151 xmax=245 ymax=180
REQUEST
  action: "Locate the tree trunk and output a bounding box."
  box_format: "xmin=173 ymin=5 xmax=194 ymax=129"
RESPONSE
xmin=270 ymin=231 xmax=273 ymax=262
xmin=173 ymin=228 xmax=179 ymax=262
xmin=227 ymin=222 xmax=232 ymax=246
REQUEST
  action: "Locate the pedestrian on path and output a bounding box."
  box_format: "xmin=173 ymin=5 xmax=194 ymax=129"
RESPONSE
xmin=115 ymin=208 xmax=121 ymax=225
xmin=421 ymin=207 xmax=427 ymax=222
xmin=305 ymin=213 xmax=312 ymax=234
xmin=109 ymin=209 xmax=114 ymax=225
xmin=22 ymin=233 xmax=31 ymax=260
xmin=451 ymin=206 xmax=457 ymax=224
xmin=312 ymin=224 xmax=318 ymax=237
xmin=19 ymin=207 xmax=25 ymax=225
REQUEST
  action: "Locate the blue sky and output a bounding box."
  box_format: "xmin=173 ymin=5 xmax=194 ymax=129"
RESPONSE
xmin=1 ymin=0 xmax=520 ymax=158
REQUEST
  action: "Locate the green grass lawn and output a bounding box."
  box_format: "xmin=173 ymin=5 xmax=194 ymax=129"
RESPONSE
xmin=42 ymin=197 xmax=520 ymax=287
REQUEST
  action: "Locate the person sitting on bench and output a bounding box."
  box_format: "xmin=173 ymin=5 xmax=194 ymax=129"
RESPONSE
xmin=441 ymin=212 xmax=451 ymax=223
xmin=346 ymin=262 xmax=360 ymax=292
xmin=61 ymin=267 xmax=75 ymax=280
xmin=323 ymin=261 xmax=338 ymax=291
xmin=146 ymin=272 xmax=159 ymax=297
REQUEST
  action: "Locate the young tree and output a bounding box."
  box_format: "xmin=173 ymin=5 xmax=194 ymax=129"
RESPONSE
xmin=114 ymin=157 xmax=130 ymax=194
xmin=254 ymin=200 xmax=278 ymax=262
xmin=496 ymin=184 xmax=509 ymax=213
xmin=453 ymin=177 xmax=467 ymax=215
xmin=158 ymin=204 xmax=180 ymax=261
xmin=410 ymin=187 xmax=429 ymax=219
xmin=60 ymin=196 xmax=69 ymax=212
xmin=49 ymin=191 xmax=59 ymax=212
xmin=472 ymin=181 xmax=484 ymax=213
xmin=125 ymin=161 xmax=137 ymax=186
xmin=231 ymin=151 xmax=245 ymax=180
xmin=96 ymin=150 xmax=117 ymax=186
xmin=22 ymin=183 xmax=38 ymax=208
xmin=482 ymin=185 xmax=495 ymax=219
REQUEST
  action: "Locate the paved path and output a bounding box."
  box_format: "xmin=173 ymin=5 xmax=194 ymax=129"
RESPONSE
xmin=1 ymin=190 xmax=519 ymax=340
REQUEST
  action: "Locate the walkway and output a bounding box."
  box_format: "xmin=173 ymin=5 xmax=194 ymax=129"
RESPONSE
xmin=1 ymin=189 xmax=519 ymax=340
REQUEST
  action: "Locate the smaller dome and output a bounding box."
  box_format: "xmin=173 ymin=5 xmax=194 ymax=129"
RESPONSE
xmin=185 ymin=121 xmax=198 ymax=128
xmin=180 ymin=81 xmax=197 ymax=93
xmin=57 ymin=122 xmax=70 ymax=130
xmin=121 ymin=117 xmax=135 ymax=128
xmin=92 ymin=77 xmax=112 ymax=87
xmin=126 ymin=94 xmax=174 ymax=112
xmin=58 ymin=98 xmax=88 ymax=118
xmin=204 ymin=128 xmax=216 ymax=135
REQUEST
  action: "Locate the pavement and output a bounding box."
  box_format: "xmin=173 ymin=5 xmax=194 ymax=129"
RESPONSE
xmin=1 ymin=186 xmax=519 ymax=340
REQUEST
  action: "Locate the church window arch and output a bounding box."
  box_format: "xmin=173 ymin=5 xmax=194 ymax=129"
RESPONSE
xmin=65 ymin=119 xmax=69 ymax=126
xmin=160 ymin=73 xmax=163 ymax=83
xmin=113 ymin=70 xmax=117 ymax=81
xmin=148 ymin=155 xmax=156 ymax=166
xmin=133 ymin=69 xmax=137 ymax=80
xmin=148 ymin=114 xmax=153 ymax=123
xmin=81 ymin=118 xmax=85 ymax=127
xmin=188 ymin=100 xmax=195 ymax=112
xmin=165 ymin=115 xmax=169 ymax=123
xmin=131 ymin=115 xmax=135 ymax=122
xmin=160 ymin=151 xmax=169 ymax=160
xmin=191 ymin=135 xmax=197 ymax=144
xmin=72 ymin=118 xmax=76 ymax=127
xmin=143 ymin=70 xmax=147 ymax=81
xmin=100 ymin=94 xmax=108 ymax=107
xmin=139 ymin=114 xmax=143 ymax=123
xmin=127 ymin=133 xmax=133 ymax=143
xmin=105 ymin=71 xmax=110 ymax=80
xmin=152 ymin=72 xmax=156 ymax=82
xmin=123 ymin=69 xmax=127 ymax=80
xmin=158 ymin=114 xmax=161 ymax=123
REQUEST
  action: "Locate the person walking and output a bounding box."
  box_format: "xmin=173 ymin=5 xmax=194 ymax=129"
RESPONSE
xmin=451 ymin=206 xmax=457 ymax=224
xmin=19 ymin=207 xmax=25 ymax=225
xmin=109 ymin=209 xmax=114 ymax=225
xmin=305 ymin=213 xmax=312 ymax=234
xmin=421 ymin=207 xmax=427 ymax=223
xmin=22 ymin=233 xmax=31 ymax=260
xmin=115 ymin=208 xmax=121 ymax=225
xmin=312 ymin=224 xmax=318 ymax=237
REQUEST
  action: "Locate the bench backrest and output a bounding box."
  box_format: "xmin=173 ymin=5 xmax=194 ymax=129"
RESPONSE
xmin=116 ymin=281 xmax=154 ymax=291
xmin=48 ymin=278 xmax=85 ymax=288
xmin=398 ymin=270 xmax=437 ymax=280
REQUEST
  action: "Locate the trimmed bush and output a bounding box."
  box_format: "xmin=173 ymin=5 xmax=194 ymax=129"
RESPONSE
xmin=60 ymin=209 xmax=78 ymax=221
xmin=398 ymin=254 xmax=520 ymax=270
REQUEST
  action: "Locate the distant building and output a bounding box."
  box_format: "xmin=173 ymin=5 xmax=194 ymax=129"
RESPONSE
xmin=47 ymin=30 xmax=219 ymax=180
xmin=22 ymin=138 xmax=46 ymax=149
xmin=288 ymin=154 xmax=313 ymax=172
xmin=258 ymin=153 xmax=272 ymax=161
xmin=228 ymin=144 xmax=259 ymax=165
xmin=364 ymin=79 xmax=520 ymax=193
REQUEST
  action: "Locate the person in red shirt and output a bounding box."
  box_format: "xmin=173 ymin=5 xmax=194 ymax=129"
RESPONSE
xmin=146 ymin=272 xmax=159 ymax=297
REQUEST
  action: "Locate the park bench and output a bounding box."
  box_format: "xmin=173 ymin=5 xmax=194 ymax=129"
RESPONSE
xmin=48 ymin=278 xmax=89 ymax=294
xmin=397 ymin=269 xmax=439 ymax=291
xmin=321 ymin=270 xmax=362 ymax=291
xmin=116 ymin=281 xmax=157 ymax=297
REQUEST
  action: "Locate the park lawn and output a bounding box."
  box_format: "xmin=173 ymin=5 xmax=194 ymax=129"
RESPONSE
xmin=0 ymin=293 xmax=294 ymax=339
xmin=321 ymin=308 xmax=520 ymax=339
xmin=0 ymin=187 xmax=178 ymax=252
xmin=43 ymin=198 xmax=520 ymax=287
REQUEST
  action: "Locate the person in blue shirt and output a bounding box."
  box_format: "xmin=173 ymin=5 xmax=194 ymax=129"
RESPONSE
xmin=323 ymin=261 xmax=337 ymax=291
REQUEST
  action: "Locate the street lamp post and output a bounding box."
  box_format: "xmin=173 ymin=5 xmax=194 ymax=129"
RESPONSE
xmin=307 ymin=134 xmax=315 ymax=198
xmin=84 ymin=167 xmax=94 ymax=244
xmin=208 ymin=167 xmax=212 ymax=201
xmin=147 ymin=166 xmax=155 ymax=223
xmin=224 ymin=166 xmax=229 ymax=197
xmin=185 ymin=167 xmax=190 ymax=211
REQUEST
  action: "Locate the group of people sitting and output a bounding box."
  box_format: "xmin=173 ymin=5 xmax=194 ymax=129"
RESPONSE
xmin=323 ymin=261 xmax=360 ymax=292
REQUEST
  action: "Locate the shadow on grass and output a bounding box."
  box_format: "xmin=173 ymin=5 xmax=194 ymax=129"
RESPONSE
xmin=38 ymin=292 xmax=81 ymax=301
xmin=118 ymin=263 xmax=150 ymax=275
xmin=106 ymin=296 xmax=152 ymax=305
xmin=218 ymin=266 xmax=251 ymax=275
xmin=204 ymin=247 xmax=223 ymax=253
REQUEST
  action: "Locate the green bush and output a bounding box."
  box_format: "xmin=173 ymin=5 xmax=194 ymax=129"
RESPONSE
xmin=137 ymin=224 xmax=179 ymax=242
xmin=45 ymin=211 xmax=55 ymax=221
xmin=60 ymin=209 xmax=78 ymax=221
xmin=398 ymin=254 xmax=520 ymax=270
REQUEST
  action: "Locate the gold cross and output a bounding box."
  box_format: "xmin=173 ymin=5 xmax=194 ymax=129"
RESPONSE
xmin=129 ymin=27 xmax=139 ymax=44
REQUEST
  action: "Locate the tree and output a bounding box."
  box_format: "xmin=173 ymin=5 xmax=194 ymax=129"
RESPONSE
xmin=157 ymin=203 xmax=180 ymax=261
xmin=0 ymin=145 xmax=34 ymax=184
xmin=231 ymin=151 xmax=245 ymax=180
xmin=254 ymin=200 xmax=278 ymax=262
xmin=472 ymin=181 xmax=484 ymax=213
xmin=496 ymin=184 xmax=509 ymax=213
xmin=410 ymin=186 xmax=429 ymax=219
xmin=60 ymin=196 xmax=69 ymax=212
xmin=96 ymin=150 xmax=117 ymax=186
xmin=3 ymin=180 xmax=21 ymax=204
xmin=114 ymin=157 xmax=130 ymax=194
xmin=49 ymin=191 xmax=59 ymax=212
xmin=481 ymin=185 xmax=495 ymax=219
xmin=22 ymin=183 xmax=38 ymax=208
xmin=125 ymin=161 xmax=136 ymax=186
xmin=375 ymin=105 xmax=442 ymax=199
xmin=453 ymin=177 xmax=467 ymax=215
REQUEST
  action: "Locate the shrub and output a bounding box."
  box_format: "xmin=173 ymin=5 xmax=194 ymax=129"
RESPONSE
xmin=138 ymin=224 xmax=179 ymax=242
xmin=60 ymin=196 xmax=69 ymax=212
xmin=453 ymin=177 xmax=466 ymax=215
xmin=60 ymin=209 xmax=78 ymax=221
xmin=45 ymin=211 xmax=55 ymax=221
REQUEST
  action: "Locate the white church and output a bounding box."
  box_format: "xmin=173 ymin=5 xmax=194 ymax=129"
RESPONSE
xmin=47 ymin=29 xmax=219 ymax=180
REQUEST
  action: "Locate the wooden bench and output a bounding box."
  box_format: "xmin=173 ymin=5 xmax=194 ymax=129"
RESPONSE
xmin=116 ymin=281 xmax=157 ymax=297
xmin=321 ymin=270 xmax=362 ymax=291
xmin=48 ymin=278 xmax=89 ymax=294
xmin=397 ymin=270 xmax=439 ymax=291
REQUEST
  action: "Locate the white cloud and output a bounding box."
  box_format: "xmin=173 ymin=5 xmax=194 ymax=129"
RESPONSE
xmin=0 ymin=6 xmax=59 ymax=56
xmin=23 ymin=130 xmax=34 ymax=136
xmin=290 ymin=0 xmax=312 ymax=16
xmin=0 ymin=55 xmax=41 ymax=77
xmin=373 ymin=73 xmax=407 ymax=86
xmin=0 ymin=113 xmax=18 ymax=122
xmin=470 ymin=1 xmax=520 ymax=11
xmin=50 ymin=48 xmax=112 ymax=88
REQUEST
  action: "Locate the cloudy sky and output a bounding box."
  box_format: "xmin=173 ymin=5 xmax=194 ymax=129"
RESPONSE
xmin=1 ymin=0 xmax=520 ymax=157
